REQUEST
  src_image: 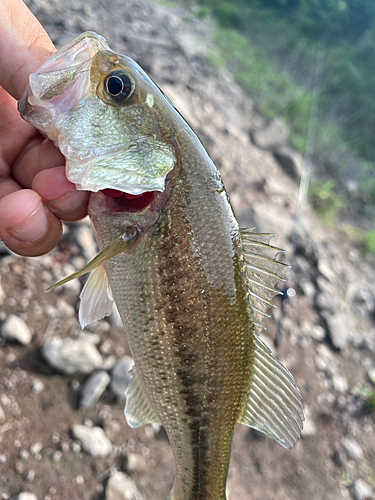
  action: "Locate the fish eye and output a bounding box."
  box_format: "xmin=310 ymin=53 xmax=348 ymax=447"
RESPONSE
xmin=103 ymin=70 xmax=133 ymax=103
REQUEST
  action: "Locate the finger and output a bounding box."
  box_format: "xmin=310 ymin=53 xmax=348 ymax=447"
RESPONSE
xmin=32 ymin=166 xmax=89 ymax=222
xmin=11 ymin=138 xmax=65 ymax=189
xmin=0 ymin=189 xmax=62 ymax=256
xmin=0 ymin=0 xmax=55 ymax=100
xmin=0 ymin=89 xmax=38 ymax=175
xmin=38 ymin=139 xmax=65 ymax=171
xmin=0 ymin=177 xmax=21 ymax=200
xmin=11 ymin=136 xmax=44 ymax=188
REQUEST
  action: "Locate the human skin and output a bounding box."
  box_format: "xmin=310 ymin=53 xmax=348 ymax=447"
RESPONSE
xmin=0 ymin=0 xmax=89 ymax=256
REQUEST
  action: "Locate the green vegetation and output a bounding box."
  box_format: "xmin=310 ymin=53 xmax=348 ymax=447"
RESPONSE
xmin=364 ymin=229 xmax=375 ymax=255
xmin=308 ymin=180 xmax=343 ymax=224
xmin=187 ymin=0 xmax=375 ymax=220
xmin=359 ymin=387 xmax=375 ymax=414
xmin=207 ymin=28 xmax=314 ymax=153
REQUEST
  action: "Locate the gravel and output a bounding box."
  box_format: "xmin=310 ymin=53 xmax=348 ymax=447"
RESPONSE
xmin=1 ymin=315 xmax=32 ymax=345
xmin=80 ymin=370 xmax=111 ymax=408
xmin=110 ymin=356 xmax=134 ymax=400
xmin=41 ymin=337 xmax=103 ymax=374
xmin=341 ymin=438 xmax=363 ymax=461
xmin=352 ymin=479 xmax=373 ymax=500
xmin=16 ymin=494 xmax=38 ymax=500
xmin=325 ymin=313 xmax=352 ymax=349
xmin=71 ymin=424 xmax=112 ymax=457
xmin=105 ymin=470 xmax=143 ymax=500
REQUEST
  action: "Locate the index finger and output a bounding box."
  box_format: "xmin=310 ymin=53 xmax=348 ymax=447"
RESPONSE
xmin=0 ymin=0 xmax=55 ymax=100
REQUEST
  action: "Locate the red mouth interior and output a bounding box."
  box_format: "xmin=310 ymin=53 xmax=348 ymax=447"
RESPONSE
xmin=101 ymin=189 xmax=155 ymax=212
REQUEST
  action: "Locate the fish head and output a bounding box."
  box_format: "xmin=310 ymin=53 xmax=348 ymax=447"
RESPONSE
xmin=18 ymin=31 xmax=176 ymax=198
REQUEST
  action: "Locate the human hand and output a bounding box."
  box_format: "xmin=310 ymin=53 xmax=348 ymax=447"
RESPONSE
xmin=0 ymin=0 xmax=89 ymax=257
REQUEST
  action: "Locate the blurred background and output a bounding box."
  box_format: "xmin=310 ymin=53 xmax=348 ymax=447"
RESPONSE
xmin=0 ymin=0 xmax=374 ymax=499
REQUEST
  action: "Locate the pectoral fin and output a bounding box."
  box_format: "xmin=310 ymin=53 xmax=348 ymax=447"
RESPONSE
xmin=125 ymin=368 xmax=160 ymax=428
xmin=78 ymin=265 xmax=114 ymax=329
xmin=239 ymin=335 xmax=304 ymax=449
xmin=45 ymin=231 xmax=134 ymax=292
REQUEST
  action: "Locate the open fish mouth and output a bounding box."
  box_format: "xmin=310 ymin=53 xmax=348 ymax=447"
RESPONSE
xmin=100 ymin=188 xmax=156 ymax=212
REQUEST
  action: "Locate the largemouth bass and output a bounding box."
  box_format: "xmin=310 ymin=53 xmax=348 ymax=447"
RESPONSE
xmin=19 ymin=32 xmax=303 ymax=500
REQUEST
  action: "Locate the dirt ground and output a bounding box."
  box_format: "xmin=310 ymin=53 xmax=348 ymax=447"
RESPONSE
xmin=1 ymin=0 xmax=374 ymax=499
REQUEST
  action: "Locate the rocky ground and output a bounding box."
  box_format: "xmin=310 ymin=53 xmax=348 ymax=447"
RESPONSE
xmin=1 ymin=0 xmax=375 ymax=499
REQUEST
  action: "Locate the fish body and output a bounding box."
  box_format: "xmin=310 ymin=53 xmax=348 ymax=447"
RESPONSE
xmin=19 ymin=32 xmax=303 ymax=500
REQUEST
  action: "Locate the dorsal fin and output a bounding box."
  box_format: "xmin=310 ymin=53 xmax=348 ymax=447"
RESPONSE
xmin=240 ymin=229 xmax=288 ymax=333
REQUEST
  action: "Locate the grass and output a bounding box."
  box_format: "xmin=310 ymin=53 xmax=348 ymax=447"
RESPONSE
xmin=364 ymin=229 xmax=375 ymax=255
xmin=359 ymin=387 xmax=375 ymax=414
xmin=308 ymin=180 xmax=343 ymax=224
xmin=207 ymin=28 xmax=313 ymax=153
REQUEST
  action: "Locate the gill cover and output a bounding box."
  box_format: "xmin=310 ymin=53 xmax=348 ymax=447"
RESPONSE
xmin=18 ymin=32 xmax=175 ymax=195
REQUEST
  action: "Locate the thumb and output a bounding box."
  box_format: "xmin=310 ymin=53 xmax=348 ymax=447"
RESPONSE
xmin=0 ymin=0 xmax=55 ymax=100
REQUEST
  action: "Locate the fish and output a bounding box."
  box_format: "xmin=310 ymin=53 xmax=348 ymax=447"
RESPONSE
xmin=19 ymin=32 xmax=303 ymax=500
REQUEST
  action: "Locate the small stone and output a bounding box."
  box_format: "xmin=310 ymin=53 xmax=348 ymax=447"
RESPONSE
xmin=301 ymin=406 xmax=317 ymax=437
xmin=60 ymin=442 xmax=70 ymax=453
xmin=110 ymin=356 xmax=134 ymax=400
xmin=55 ymin=299 xmax=76 ymax=317
xmin=333 ymin=374 xmax=348 ymax=392
xmin=325 ymin=313 xmax=352 ymax=349
xmin=41 ymin=337 xmax=103 ymax=375
xmin=0 ymin=404 xmax=6 ymax=424
xmin=30 ymin=442 xmax=43 ymax=456
xmin=0 ymin=454 xmax=7 ymax=463
xmin=71 ymin=442 xmax=81 ymax=454
xmin=52 ymin=451 xmax=62 ymax=462
xmin=102 ymin=355 xmax=117 ymax=371
xmin=105 ymin=470 xmax=143 ymax=500
xmin=31 ymin=379 xmax=45 ymax=394
xmin=252 ymin=118 xmax=290 ymax=150
xmin=0 ymin=279 xmax=5 ymax=306
xmin=25 ymin=469 xmax=35 ymax=482
xmin=71 ymin=425 xmax=112 ymax=457
xmin=367 ymin=367 xmax=375 ymax=385
xmin=341 ymin=438 xmax=364 ymax=461
xmin=273 ymin=146 xmax=303 ymax=182
xmin=77 ymin=331 xmax=101 ymax=345
xmin=51 ymin=432 xmax=60 ymax=444
xmin=17 ymin=494 xmax=38 ymax=500
xmin=301 ymin=322 xmax=326 ymax=342
xmin=19 ymin=450 xmax=29 ymax=461
xmin=74 ymin=475 xmax=84 ymax=485
xmin=352 ymin=479 xmax=372 ymax=500
xmin=1 ymin=315 xmax=32 ymax=345
xmin=80 ymin=370 xmax=111 ymax=409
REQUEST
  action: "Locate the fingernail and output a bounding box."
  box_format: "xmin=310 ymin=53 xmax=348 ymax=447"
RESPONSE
xmin=48 ymin=189 xmax=88 ymax=213
xmin=9 ymin=203 xmax=48 ymax=242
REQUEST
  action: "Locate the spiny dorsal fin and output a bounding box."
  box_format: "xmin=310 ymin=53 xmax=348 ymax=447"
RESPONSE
xmin=240 ymin=229 xmax=288 ymax=333
xmin=125 ymin=368 xmax=160 ymax=428
xmin=239 ymin=334 xmax=304 ymax=449
xmin=78 ymin=265 xmax=114 ymax=329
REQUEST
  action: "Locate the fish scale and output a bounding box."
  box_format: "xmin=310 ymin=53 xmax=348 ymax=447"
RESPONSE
xmin=19 ymin=31 xmax=303 ymax=500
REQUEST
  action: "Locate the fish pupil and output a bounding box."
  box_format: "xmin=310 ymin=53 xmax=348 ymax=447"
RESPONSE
xmin=104 ymin=70 xmax=133 ymax=102
xmin=107 ymin=76 xmax=123 ymax=96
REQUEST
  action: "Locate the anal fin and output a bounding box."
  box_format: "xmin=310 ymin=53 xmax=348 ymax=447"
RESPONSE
xmin=125 ymin=368 xmax=160 ymax=428
xmin=239 ymin=335 xmax=304 ymax=449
